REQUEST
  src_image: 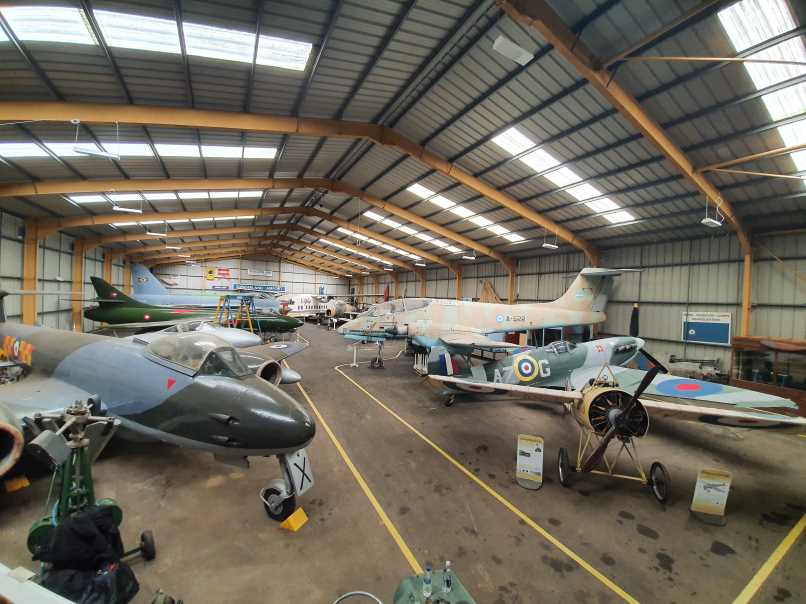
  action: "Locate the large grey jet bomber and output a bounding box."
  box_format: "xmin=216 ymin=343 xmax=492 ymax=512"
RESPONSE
xmin=0 ymin=291 xmax=313 ymax=521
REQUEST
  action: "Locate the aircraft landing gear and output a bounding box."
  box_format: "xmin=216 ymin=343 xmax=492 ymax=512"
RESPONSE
xmin=260 ymin=449 xmax=314 ymax=521
xmin=443 ymin=394 xmax=456 ymax=407
xmin=369 ymin=341 xmax=385 ymax=369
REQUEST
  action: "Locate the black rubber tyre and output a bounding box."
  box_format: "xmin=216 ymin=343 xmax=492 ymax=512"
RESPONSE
xmin=557 ymin=447 xmax=571 ymax=487
xmin=443 ymin=395 xmax=455 ymax=407
xmin=140 ymin=530 xmax=156 ymax=561
xmin=649 ymin=462 xmax=671 ymax=504
xmin=261 ymin=487 xmax=296 ymax=521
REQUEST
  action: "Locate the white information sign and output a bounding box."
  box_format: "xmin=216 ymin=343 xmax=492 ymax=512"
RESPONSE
xmin=691 ymin=468 xmax=732 ymax=518
xmin=516 ymin=434 xmax=544 ymax=490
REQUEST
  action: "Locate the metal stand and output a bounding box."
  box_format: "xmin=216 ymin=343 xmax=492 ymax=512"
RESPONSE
xmin=369 ymin=341 xmax=385 ymax=369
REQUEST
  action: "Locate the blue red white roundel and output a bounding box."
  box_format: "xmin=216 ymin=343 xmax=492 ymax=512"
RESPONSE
xmin=513 ymin=354 xmax=538 ymax=382
xmin=655 ymin=378 xmax=723 ymax=398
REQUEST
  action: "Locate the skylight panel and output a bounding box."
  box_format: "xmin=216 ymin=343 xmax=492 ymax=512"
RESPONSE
xmin=604 ymin=210 xmax=635 ymax=224
xmin=429 ymin=195 xmax=455 ymax=209
xmin=363 ymin=210 xmax=384 ymax=221
xmin=717 ymin=0 xmax=792 ymax=52
xmin=415 ymin=233 xmax=434 ymax=242
xmin=446 ymin=246 xmax=462 ymax=254
xmin=0 ymin=142 xmax=48 ymax=158
xmin=544 ymin=167 xmax=582 ymax=187
xmin=155 ymin=144 xmax=200 ymax=158
xmin=432 ymin=240 xmax=450 ymax=248
xmin=238 ymin=191 xmax=263 ymax=198
xmin=143 ymin=192 xmax=176 ymax=200
xmin=487 ymin=225 xmax=509 ymax=236
xmin=520 ymin=148 xmax=561 ymax=173
xmin=565 ymin=183 xmax=602 ymax=201
xmin=503 ymin=233 xmax=525 ymax=242
xmin=178 ymin=191 xmax=209 ymax=200
xmin=243 ymin=147 xmax=277 ymax=159
xmin=407 ymin=183 xmax=434 ymax=198
xmin=743 ymin=39 xmax=806 ymax=90
xmin=256 ymin=35 xmax=312 ymax=71
xmin=111 ymin=222 xmax=137 ymax=227
xmin=45 ymin=142 xmax=100 ymax=157
xmin=105 ymin=143 xmax=154 ymax=157
xmin=107 ymin=193 xmax=142 ymax=202
xmin=469 ymin=215 xmax=492 ymax=227
xmin=399 ymin=226 xmax=418 ymax=236
xmin=201 ymin=146 xmax=243 ymax=159
xmin=761 ymin=82 xmax=806 ymax=121
xmin=777 ymin=120 xmax=806 ymax=170
xmin=94 ymin=10 xmax=180 ymax=54
xmin=1 ymin=7 xmax=95 ymax=45
xmin=166 ymin=219 xmax=189 ymax=223
xmin=209 ymin=191 xmax=239 ymax=199
xmin=585 ymin=198 xmax=619 ymax=213
xmin=381 ymin=218 xmax=402 ymax=229
xmin=183 ymin=21 xmax=254 ymax=64
xmin=449 ymin=206 xmax=474 ymax=219
xmin=69 ymin=194 xmax=106 ymax=203
xmin=236 ymin=215 xmax=255 ymax=220
xmin=492 ymin=127 xmax=534 ymax=155
xmin=191 ymin=217 xmax=214 ymax=222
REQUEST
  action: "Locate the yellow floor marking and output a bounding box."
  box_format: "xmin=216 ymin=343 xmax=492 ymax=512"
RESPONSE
xmin=334 ymin=365 xmax=639 ymax=604
xmin=732 ymin=513 xmax=806 ymax=604
xmin=287 ymin=362 xmax=422 ymax=575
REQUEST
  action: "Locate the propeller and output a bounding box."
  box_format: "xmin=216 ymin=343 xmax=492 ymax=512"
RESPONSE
xmin=581 ymin=365 xmax=660 ymax=473
xmin=628 ymin=301 xmax=668 ymax=373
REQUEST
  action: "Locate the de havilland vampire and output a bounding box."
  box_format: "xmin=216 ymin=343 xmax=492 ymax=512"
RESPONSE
xmin=0 ymin=291 xmax=314 ymax=520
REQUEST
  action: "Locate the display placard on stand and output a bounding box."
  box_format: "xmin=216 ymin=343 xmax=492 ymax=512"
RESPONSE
xmin=516 ymin=434 xmax=544 ymax=490
xmin=690 ymin=468 xmax=732 ymax=525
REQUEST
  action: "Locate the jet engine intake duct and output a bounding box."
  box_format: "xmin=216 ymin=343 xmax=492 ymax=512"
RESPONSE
xmin=256 ymin=360 xmax=302 ymax=385
xmin=578 ymin=387 xmax=649 ymax=438
xmin=0 ymin=403 xmax=24 ymax=478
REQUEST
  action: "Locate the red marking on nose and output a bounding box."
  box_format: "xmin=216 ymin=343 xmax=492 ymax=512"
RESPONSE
xmin=675 ymin=383 xmax=701 ymax=391
xmin=143 ymin=314 xmax=151 ymax=321
xmin=166 ymin=378 xmax=176 ymax=390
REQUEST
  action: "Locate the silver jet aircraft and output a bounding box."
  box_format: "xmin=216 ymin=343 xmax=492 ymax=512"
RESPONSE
xmin=338 ymin=268 xmax=628 ymax=349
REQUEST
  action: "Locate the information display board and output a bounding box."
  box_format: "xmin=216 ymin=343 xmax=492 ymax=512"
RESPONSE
xmin=682 ymin=312 xmax=732 ymax=346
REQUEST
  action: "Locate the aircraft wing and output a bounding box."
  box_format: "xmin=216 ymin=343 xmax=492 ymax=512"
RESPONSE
xmin=238 ymin=341 xmax=309 ymax=369
xmin=637 ymin=398 xmax=806 ymax=432
xmin=428 ymin=374 xmax=581 ymax=403
xmin=0 ymin=375 xmax=94 ymax=421
xmin=438 ymin=333 xmax=522 ymax=351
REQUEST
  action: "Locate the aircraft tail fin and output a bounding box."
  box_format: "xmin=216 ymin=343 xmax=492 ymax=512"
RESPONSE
xmin=90 ymin=277 xmax=148 ymax=307
xmin=548 ymin=268 xmax=636 ymax=313
xmin=131 ymin=264 xmax=168 ymax=296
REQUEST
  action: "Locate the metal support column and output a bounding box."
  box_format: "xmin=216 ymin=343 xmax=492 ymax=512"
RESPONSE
xmin=71 ymin=240 xmax=85 ymax=332
xmin=507 ymin=262 xmax=517 ymax=304
xmin=123 ymin=259 xmax=132 ymax=294
xmin=22 ymin=221 xmax=39 ymax=325
xmin=741 ymin=253 xmax=752 ymax=336
xmin=417 ymin=271 xmax=427 ymax=297
xmin=392 ymin=272 xmax=400 ymax=299
xmin=103 ymin=251 xmax=112 ymax=284
xmin=455 ymin=265 xmax=463 ymax=300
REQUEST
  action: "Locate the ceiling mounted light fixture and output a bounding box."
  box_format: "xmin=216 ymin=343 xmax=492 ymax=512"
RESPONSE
xmin=492 ymin=35 xmax=534 ymax=66
xmin=112 ymin=205 xmax=142 ymax=214
xmin=701 ymin=198 xmax=724 ymax=228
xmin=72 ymin=119 xmax=121 ymax=160
xmin=542 ymin=233 xmax=559 ymax=250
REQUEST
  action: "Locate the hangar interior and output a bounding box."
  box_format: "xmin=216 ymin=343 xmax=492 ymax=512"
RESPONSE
xmin=0 ymin=0 xmax=805 ymax=603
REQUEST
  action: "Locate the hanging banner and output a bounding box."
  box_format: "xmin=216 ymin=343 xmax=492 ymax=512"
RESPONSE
xmin=682 ymin=312 xmax=732 ymax=346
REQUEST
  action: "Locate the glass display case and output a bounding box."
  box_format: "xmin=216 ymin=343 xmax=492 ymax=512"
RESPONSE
xmin=730 ymin=336 xmax=806 ymax=411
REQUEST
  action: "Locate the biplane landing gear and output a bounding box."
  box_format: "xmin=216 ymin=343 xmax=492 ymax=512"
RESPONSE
xmin=648 ymin=461 xmax=671 ymax=504
xmin=557 ymin=447 xmax=571 ymax=487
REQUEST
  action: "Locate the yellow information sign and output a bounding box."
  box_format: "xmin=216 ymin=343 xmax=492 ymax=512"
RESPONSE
xmin=516 ymin=434 xmax=544 ymax=490
xmin=691 ymin=468 xmax=732 ymax=517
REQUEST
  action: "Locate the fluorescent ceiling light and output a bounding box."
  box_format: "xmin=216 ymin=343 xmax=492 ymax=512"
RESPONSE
xmin=585 ymin=198 xmax=619 ymax=213
xmin=238 ymin=191 xmax=263 ymax=198
xmin=145 ymin=230 xmax=167 ymax=237
xmin=449 ymin=205 xmax=474 ymax=218
xmin=487 ymin=225 xmax=509 ymax=236
xmin=69 ymin=194 xmax=106 ymax=203
xmin=140 ymin=220 xmax=164 ymax=225
xmin=112 ymin=221 xmax=137 ymax=226
xmin=94 ymin=10 xmax=180 ymax=54
xmin=256 ymin=34 xmax=312 ymax=71
xmin=469 ymin=215 xmax=492 ymax=227
xmin=164 ymin=245 xmax=181 ymax=250
xmin=112 ymin=206 xmax=143 ymax=214
xmin=565 ymin=183 xmax=601 ymax=201
xmin=105 ymin=143 xmax=153 ymax=157
xmin=176 ymin=254 xmax=192 ymax=258
xmin=1 ymin=6 xmax=94 ymax=45
xmin=415 ymin=262 xmax=426 ymax=267
xmin=166 ymin=219 xmax=189 ymax=223
xmin=183 ymin=21 xmax=254 ymax=64
xmin=492 ymin=127 xmax=534 ymax=155
xmin=462 ymin=255 xmax=476 ymax=261
xmin=243 ymin=147 xmax=277 ymax=159
xmin=0 ymin=142 xmax=48 ymax=158
xmin=383 ymin=267 xmax=394 ymax=272
xmin=544 ymin=167 xmax=582 ymax=187
xmin=363 ymin=210 xmax=384 ymax=221
xmin=143 ymin=192 xmax=176 ymax=200
xmin=190 ymin=218 xmax=214 ymax=222
xmin=45 ymin=142 xmax=99 ymax=157
xmin=201 ymin=146 xmax=243 ymax=159
xmin=399 ymin=225 xmax=418 ymax=236
xmin=542 ymin=241 xmax=559 ymax=250
xmin=520 ymin=148 xmax=560 ymax=173
xmin=604 ymin=210 xmax=635 ymax=224
xmin=108 ymin=193 xmax=142 ymax=202
xmin=154 ymin=144 xmax=200 ymax=158
xmin=178 ymin=191 xmax=209 ymax=200
xmin=209 ymin=191 xmax=238 ymax=199
xmin=74 ymin=145 xmax=120 ymax=160
xmin=492 ymin=35 xmax=533 ymax=66
xmin=701 ymin=216 xmax=723 ymax=228
xmin=503 ymin=233 xmax=525 ymax=242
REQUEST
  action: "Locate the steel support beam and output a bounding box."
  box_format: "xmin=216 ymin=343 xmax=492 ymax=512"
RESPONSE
xmin=698 ymin=143 xmax=806 ymax=172
xmin=741 ymin=253 xmax=752 ymax=337
xmin=455 ymin=265 xmax=462 ymax=301
xmin=22 ymin=222 xmax=38 ymax=325
xmin=123 ymin=259 xmax=131 ymax=294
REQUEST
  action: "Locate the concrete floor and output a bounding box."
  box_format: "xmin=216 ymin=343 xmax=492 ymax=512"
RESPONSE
xmin=2 ymin=324 xmax=805 ymax=603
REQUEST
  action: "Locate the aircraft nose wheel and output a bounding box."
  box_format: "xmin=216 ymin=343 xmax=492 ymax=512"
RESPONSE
xmin=260 ymin=486 xmax=296 ymax=521
xmin=557 ymin=447 xmax=572 ymax=487
xmin=648 ymin=462 xmax=671 ymax=504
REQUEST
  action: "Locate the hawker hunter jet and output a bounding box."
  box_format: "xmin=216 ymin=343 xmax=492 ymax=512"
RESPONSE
xmin=0 ymin=291 xmax=314 ymax=521
xmin=91 ymin=317 xmax=264 ymax=349
xmin=339 ymin=268 xmax=629 ymax=349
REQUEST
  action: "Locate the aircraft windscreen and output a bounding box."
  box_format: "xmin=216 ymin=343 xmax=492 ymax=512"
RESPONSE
xmin=198 ymin=347 xmax=251 ymax=378
xmin=147 ymin=333 xmax=231 ymax=371
xmin=545 ymin=340 xmax=576 ymax=354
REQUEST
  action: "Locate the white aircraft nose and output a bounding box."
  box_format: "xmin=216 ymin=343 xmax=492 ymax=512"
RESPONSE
xmin=635 ymin=337 xmax=646 ymax=349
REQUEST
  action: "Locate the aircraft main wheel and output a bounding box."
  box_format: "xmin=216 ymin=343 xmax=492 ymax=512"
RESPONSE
xmin=557 ymin=447 xmax=571 ymax=487
xmin=261 ymin=487 xmax=296 ymax=521
xmin=140 ymin=530 xmax=156 ymax=561
xmin=443 ymin=395 xmax=455 ymax=407
xmin=649 ymin=462 xmax=671 ymax=504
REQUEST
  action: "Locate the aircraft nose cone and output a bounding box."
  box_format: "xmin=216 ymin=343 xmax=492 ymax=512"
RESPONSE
xmin=635 ymin=337 xmax=646 ymax=349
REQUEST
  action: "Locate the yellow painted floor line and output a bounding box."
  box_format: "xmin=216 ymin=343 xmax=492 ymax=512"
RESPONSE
xmin=334 ymin=364 xmax=640 ymax=604
xmin=287 ymin=362 xmax=422 ymax=576
xmin=732 ymin=513 xmax=806 ymax=604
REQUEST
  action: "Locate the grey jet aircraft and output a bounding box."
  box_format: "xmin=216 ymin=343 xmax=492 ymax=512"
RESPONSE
xmin=0 ymin=291 xmax=314 ymax=521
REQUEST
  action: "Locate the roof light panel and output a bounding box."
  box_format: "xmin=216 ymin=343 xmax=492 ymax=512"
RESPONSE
xmin=201 ymin=146 xmax=243 ymax=159
xmin=469 ymin=215 xmax=492 ymax=227
xmin=449 ymin=205 xmax=474 ymax=219
xmin=486 ymin=225 xmax=509 ymax=236
xmin=154 ymin=144 xmax=201 ymax=158
xmin=107 ymin=193 xmax=143 ymax=202
xmin=256 ymin=35 xmax=312 ymax=71
xmin=243 ymin=147 xmax=277 ymax=159
xmin=183 ymin=21 xmax=255 ymax=64
xmin=143 ymin=192 xmax=176 ymax=200
xmin=238 ymin=191 xmax=263 ymax=198
xmin=94 ymin=10 xmax=180 ymax=54
xmin=503 ymin=233 xmax=526 ymax=242
xmin=544 ymin=166 xmax=582 ymax=187
xmin=407 ymin=183 xmax=432 ymax=198
xmin=381 ymin=218 xmax=402 ymax=228
xmin=1 ymin=6 xmax=95 ymax=45
xmin=69 ymin=194 xmax=107 ymax=203
xmin=520 ymin=148 xmax=561 ymax=173
xmin=0 ymin=142 xmax=49 ymax=158
xmin=565 ymin=183 xmax=602 ymax=201
xmin=491 ymin=127 xmax=534 ymax=155
xmin=178 ymin=191 xmax=209 ymax=200
xmin=446 ymin=246 xmax=462 ymax=254
xmin=363 ymin=210 xmax=384 ymax=221
xmin=604 ymin=210 xmax=635 ymax=224
xmin=45 ymin=142 xmax=100 ymax=157
xmin=399 ymin=226 xmax=418 ymax=236
xmin=104 ymin=143 xmax=154 ymax=157
xmin=209 ymin=191 xmax=239 ymax=199
xmin=585 ymin=198 xmax=619 ymax=213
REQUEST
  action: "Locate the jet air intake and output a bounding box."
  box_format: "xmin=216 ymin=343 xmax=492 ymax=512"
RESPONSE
xmin=0 ymin=403 xmax=24 ymax=478
xmin=256 ymin=360 xmax=302 ymax=386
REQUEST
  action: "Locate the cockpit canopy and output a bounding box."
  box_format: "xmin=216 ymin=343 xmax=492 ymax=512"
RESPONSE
xmin=544 ymin=340 xmax=576 ymax=354
xmin=146 ymin=332 xmax=250 ymax=378
xmin=363 ymin=298 xmax=432 ymax=317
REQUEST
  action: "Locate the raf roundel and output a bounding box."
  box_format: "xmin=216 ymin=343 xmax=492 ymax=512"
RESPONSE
xmin=655 ymin=378 xmax=723 ymax=398
xmin=512 ymin=354 xmax=538 ymax=382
